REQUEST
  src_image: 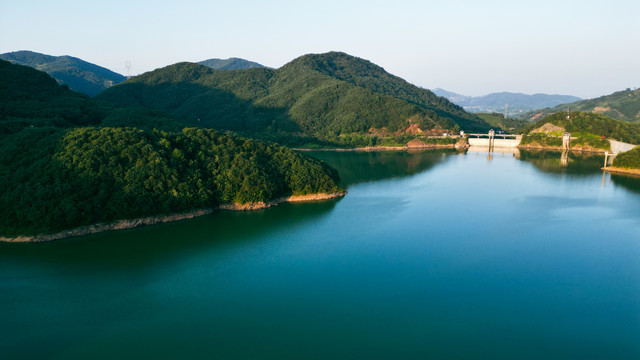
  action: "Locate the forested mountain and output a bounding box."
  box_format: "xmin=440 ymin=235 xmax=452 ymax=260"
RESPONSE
xmin=522 ymin=88 xmax=640 ymax=123
xmin=0 ymin=59 xmax=181 ymax=134
xmin=97 ymin=52 xmax=491 ymax=141
xmin=433 ymin=88 xmax=581 ymax=115
xmin=520 ymin=111 xmax=640 ymax=144
xmin=199 ymin=57 xmax=267 ymax=70
xmin=0 ymin=60 xmax=343 ymax=237
xmin=0 ymin=59 xmax=103 ymax=133
xmin=0 ymin=50 xmax=126 ymax=96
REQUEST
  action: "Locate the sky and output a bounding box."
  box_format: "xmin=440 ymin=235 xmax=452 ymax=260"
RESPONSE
xmin=1 ymin=0 xmax=638 ymax=99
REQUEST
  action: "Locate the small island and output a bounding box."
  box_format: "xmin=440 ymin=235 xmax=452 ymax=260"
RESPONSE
xmin=0 ymin=127 xmax=345 ymax=242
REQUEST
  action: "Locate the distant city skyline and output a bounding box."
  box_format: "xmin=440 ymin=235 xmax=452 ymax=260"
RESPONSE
xmin=1 ymin=0 xmax=638 ymax=99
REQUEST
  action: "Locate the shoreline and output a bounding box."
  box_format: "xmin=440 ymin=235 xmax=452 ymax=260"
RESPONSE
xmin=517 ymin=145 xmax=607 ymax=154
xmin=295 ymin=143 xmax=608 ymax=154
xmin=602 ymin=166 xmax=640 ymax=177
xmin=294 ymin=143 xmax=465 ymax=152
xmin=0 ymin=192 xmax=346 ymax=243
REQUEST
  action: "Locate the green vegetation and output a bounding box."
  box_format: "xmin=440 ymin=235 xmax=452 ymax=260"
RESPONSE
xmin=0 ymin=127 xmax=342 ymax=237
xmin=199 ymin=57 xmax=268 ymax=70
xmin=613 ymin=146 xmax=640 ymax=169
xmin=571 ymin=135 xmax=610 ymax=149
xmin=0 ymin=60 xmax=344 ymax=237
xmin=520 ymin=133 xmax=563 ymax=147
xmin=0 ymin=59 xmax=183 ymax=135
xmin=476 ymin=112 xmax=528 ymax=132
xmin=520 ymin=111 xmax=640 ymax=145
xmin=0 ymin=51 xmax=126 ymax=96
xmin=522 ymin=88 xmax=640 ymax=123
xmin=97 ymin=52 xmax=491 ymax=142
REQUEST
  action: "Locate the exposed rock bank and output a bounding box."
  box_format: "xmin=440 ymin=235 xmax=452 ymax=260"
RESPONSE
xmin=602 ymin=166 xmax=640 ymax=176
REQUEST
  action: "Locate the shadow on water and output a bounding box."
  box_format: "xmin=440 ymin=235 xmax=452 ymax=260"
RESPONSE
xmin=518 ymin=149 xmax=605 ymax=177
xmin=610 ymin=173 xmax=640 ymax=194
xmin=307 ymin=149 xmax=457 ymax=186
xmin=0 ymin=199 xmax=340 ymax=271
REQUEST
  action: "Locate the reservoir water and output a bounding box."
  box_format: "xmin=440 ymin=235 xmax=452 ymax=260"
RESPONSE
xmin=1 ymin=149 xmax=639 ymax=359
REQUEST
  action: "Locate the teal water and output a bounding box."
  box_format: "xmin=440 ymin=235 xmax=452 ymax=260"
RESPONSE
xmin=1 ymin=149 xmax=639 ymax=359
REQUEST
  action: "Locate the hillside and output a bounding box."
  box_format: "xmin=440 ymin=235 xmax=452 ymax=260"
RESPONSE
xmin=199 ymin=57 xmax=267 ymax=70
xmin=433 ymin=88 xmax=581 ymax=115
xmin=522 ymin=88 xmax=640 ymax=123
xmin=0 ymin=59 xmax=183 ymax=134
xmin=519 ymin=111 xmax=640 ymax=145
xmin=97 ymin=52 xmax=490 ymax=143
xmin=0 ymin=59 xmax=103 ymax=133
xmin=0 ymin=61 xmax=344 ymax=237
xmin=0 ymin=50 xmax=126 ymax=96
xmin=475 ymin=113 xmax=529 ymax=133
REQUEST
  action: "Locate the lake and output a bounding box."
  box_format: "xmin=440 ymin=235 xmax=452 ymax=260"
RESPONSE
xmin=1 ymin=149 xmax=639 ymax=359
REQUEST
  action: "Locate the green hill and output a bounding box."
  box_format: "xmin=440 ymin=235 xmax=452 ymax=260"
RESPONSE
xmin=97 ymin=52 xmax=490 ymax=143
xmin=0 ymin=50 xmax=126 ymax=96
xmin=522 ymin=88 xmax=640 ymax=123
xmin=198 ymin=57 xmax=268 ymax=70
xmin=0 ymin=59 xmax=103 ymax=133
xmin=520 ymin=111 xmax=640 ymax=145
xmin=0 ymin=59 xmax=182 ymax=134
xmin=1 ymin=60 xmax=343 ymax=237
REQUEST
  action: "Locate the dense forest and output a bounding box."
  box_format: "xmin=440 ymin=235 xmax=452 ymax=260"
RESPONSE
xmin=0 ymin=127 xmax=342 ymax=236
xmin=0 ymin=60 xmax=343 ymax=237
xmin=97 ymin=52 xmax=491 ymax=144
xmin=519 ymin=111 xmax=640 ymax=145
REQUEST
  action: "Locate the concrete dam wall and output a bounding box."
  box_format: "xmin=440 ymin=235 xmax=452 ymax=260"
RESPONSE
xmin=468 ymin=135 xmax=522 ymax=148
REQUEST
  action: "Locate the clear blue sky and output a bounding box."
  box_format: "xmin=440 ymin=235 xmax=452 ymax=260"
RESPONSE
xmin=1 ymin=0 xmax=638 ymax=98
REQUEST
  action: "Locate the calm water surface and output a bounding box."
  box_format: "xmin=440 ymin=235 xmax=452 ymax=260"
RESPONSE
xmin=1 ymin=149 xmax=639 ymax=359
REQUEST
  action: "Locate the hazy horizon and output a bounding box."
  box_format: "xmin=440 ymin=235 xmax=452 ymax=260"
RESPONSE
xmin=1 ymin=0 xmax=638 ymax=99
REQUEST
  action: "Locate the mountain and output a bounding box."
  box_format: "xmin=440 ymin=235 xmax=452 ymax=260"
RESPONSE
xmin=0 ymin=59 xmax=103 ymax=133
xmin=433 ymin=89 xmax=581 ymax=116
xmin=0 ymin=60 xmax=343 ymax=237
xmin=198 ymin=57 xmax=267 ymax=70
xmin=519 ymin=111 xmax=640 ymax=145
xmin=522 ymin=88 xmax=640 ymax=123
xmin=97 ymin=51 xmax=490 ymax=143
xmin=0 ymin=50 xmax=126 ymax=96
xmin=0 ymin=59 xmax=183 ymax=134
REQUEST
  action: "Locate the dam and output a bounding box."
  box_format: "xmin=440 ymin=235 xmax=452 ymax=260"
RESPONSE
xmin=467 ymin=131 xmax=522 ymax=148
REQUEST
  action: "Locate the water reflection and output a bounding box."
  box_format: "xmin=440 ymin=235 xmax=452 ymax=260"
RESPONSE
xmin=467 ymin=146 xmax=521 ymax=157
xmin=517 ymin=149 xmax=605 ymax=176
xmin=0 ymin=200 xmax=340 ymax=271
xmin=307 ymin=149 xmax=456 ymax=186
xmin=610 ymin=173 xmax=640 ymax=194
